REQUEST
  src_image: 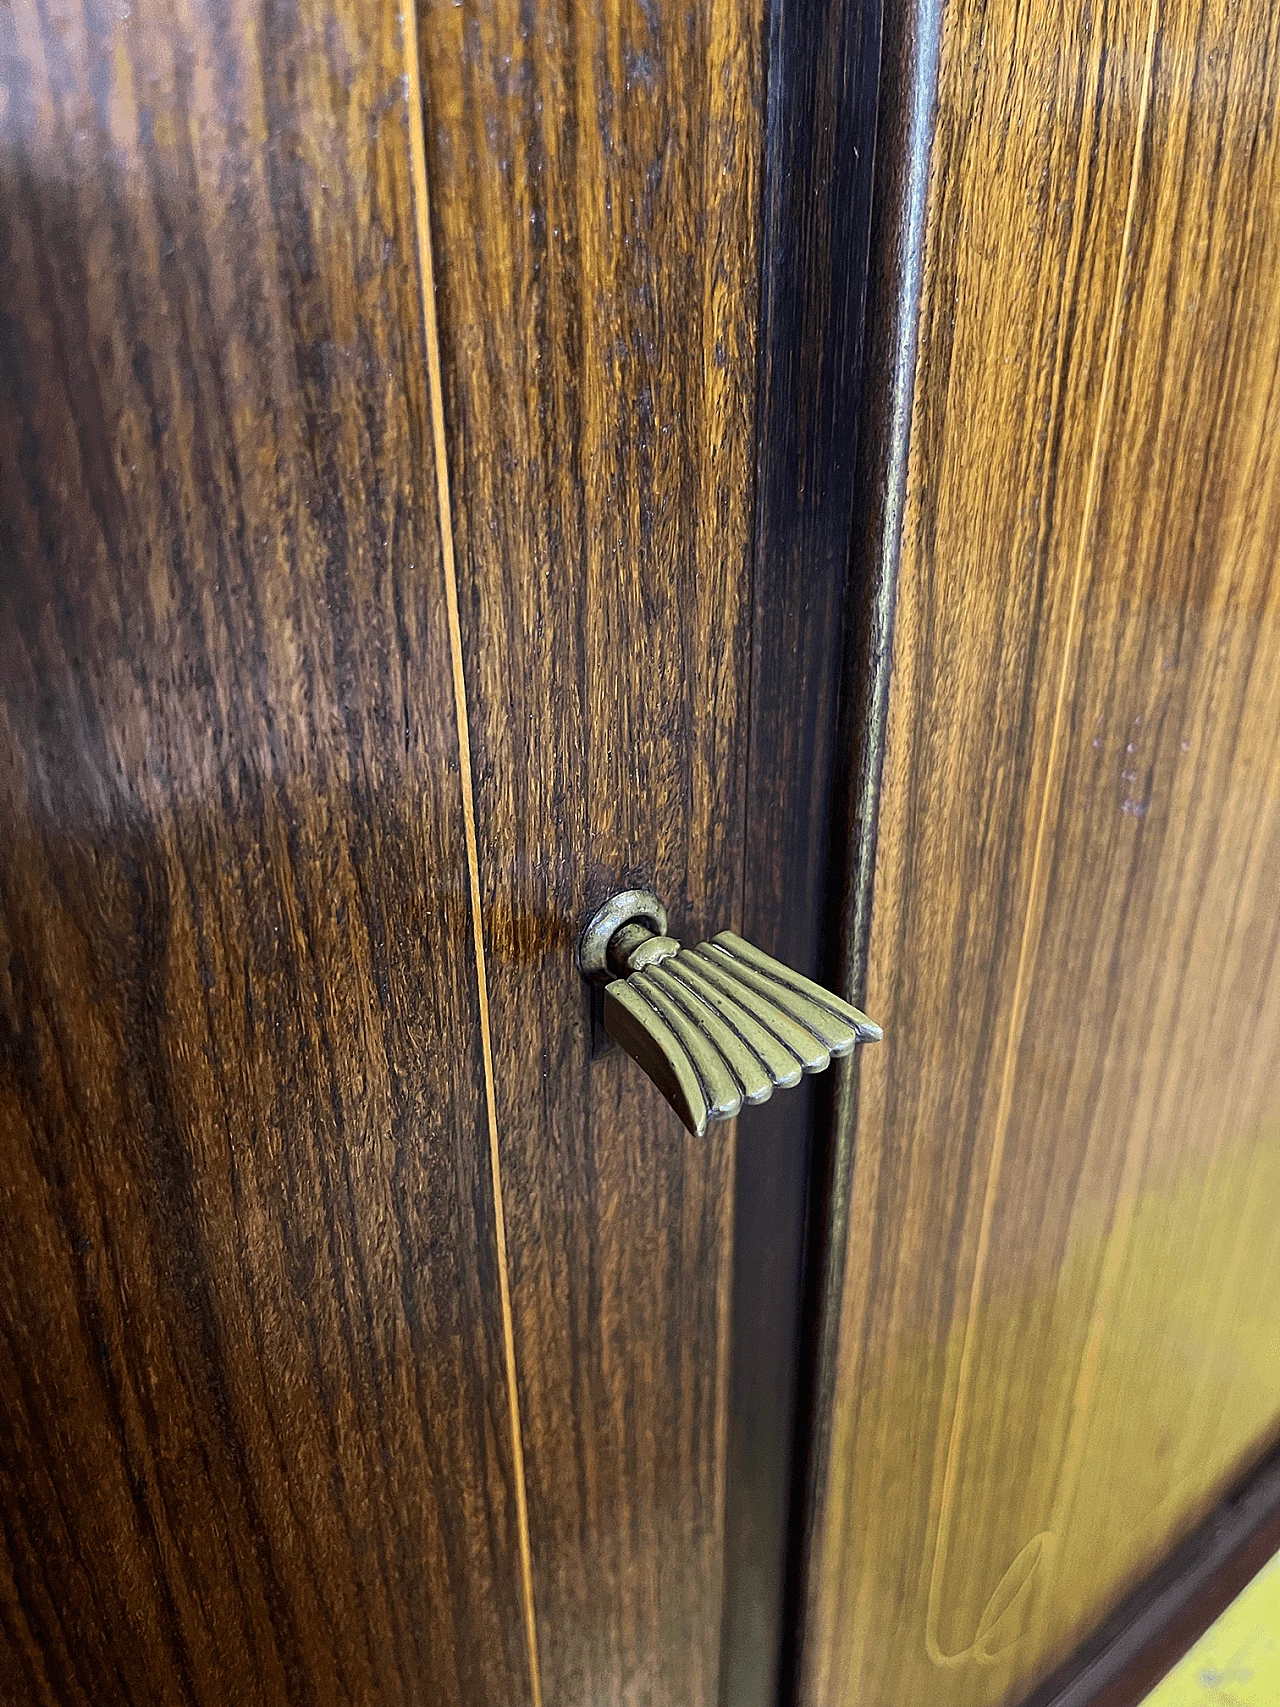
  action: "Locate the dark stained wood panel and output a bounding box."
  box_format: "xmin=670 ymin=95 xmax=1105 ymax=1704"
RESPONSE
xmin=0 ymin=0 xmax=532 ymax=1702
xmin=805 ymin=0 xmax=1280 ymax=1702
xmin=414 ymin=3 xmax=765 ymax=1700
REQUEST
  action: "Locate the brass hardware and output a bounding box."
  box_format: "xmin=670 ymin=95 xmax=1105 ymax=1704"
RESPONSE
xmin=577 ymin=891 xmax=882 ymax=1137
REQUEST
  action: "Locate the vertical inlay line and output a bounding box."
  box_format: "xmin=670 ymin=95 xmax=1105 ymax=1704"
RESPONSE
xmin=401 ymin=16 xmax=544 ymax=1705
xmin=925 ymin=0 xmax=1163 ymax=1667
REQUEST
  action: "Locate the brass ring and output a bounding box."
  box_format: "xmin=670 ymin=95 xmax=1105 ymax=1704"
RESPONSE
xmin=576 ymin=889 xmax=669 ymax=980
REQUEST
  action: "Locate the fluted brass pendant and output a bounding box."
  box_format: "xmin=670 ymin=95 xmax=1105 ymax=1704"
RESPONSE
xmin=577 ymin=890 xmax=881 ymax=1137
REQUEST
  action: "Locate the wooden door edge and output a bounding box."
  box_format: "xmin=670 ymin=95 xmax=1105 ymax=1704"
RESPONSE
xmin=718 ymin=0 xmax=885 ymax=1703
xmin=1019 ymin=1437 xmax=1280 ymax=1707
xmin=786 ymin=0 xmax=944 ymax=1699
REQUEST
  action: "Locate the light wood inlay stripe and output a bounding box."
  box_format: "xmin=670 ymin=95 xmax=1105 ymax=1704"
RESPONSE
xmin=401 ymin=20 xmax=544 ymax=1705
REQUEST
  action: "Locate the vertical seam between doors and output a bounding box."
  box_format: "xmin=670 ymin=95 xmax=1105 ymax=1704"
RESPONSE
xmin=402 ymin=14 xmax=545 ymax=1704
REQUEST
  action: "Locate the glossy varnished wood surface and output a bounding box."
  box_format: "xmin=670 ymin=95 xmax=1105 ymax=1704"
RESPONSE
xmin=0 ymin=2 xmax=533 ymax=1702
xmin=414 ymin=4 xmax=764 ymax=1702
xmin=806 ymin=0 xmax=1280 ymax=1702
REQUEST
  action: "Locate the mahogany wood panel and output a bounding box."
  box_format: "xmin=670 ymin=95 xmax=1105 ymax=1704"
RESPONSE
xmin=805 ymin=0 xmax=1280 ymax=1702
xmin=0 ymin=1 xmax=532 ymax=1703
xmin=414 ymin=3 xmax=764 ymax=1701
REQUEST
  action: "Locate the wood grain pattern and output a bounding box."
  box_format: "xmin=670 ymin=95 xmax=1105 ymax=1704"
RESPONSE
xmin=805 ymin=0 xmax=1280 ymax=1702
xmin=413 ymin=3 xmax=764 ymax=1700
xmin=0 ymin=1 xmax=533 ymax=1702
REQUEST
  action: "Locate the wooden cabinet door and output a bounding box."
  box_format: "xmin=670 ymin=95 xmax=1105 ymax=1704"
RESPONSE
xmin=802 ymin=0 xmax=1280 ymax=1703
xmin=0 ymin=1 xmax=878 ymax=1703
xmin=0 ymin=5 xmax=538 ymax=1700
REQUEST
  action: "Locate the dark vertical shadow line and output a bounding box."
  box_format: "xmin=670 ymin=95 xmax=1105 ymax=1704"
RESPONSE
xmin=722 ymin=0 xmax=885 ymax=1698
xmin=785 ymin=0 xmax=944 ymax=1698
